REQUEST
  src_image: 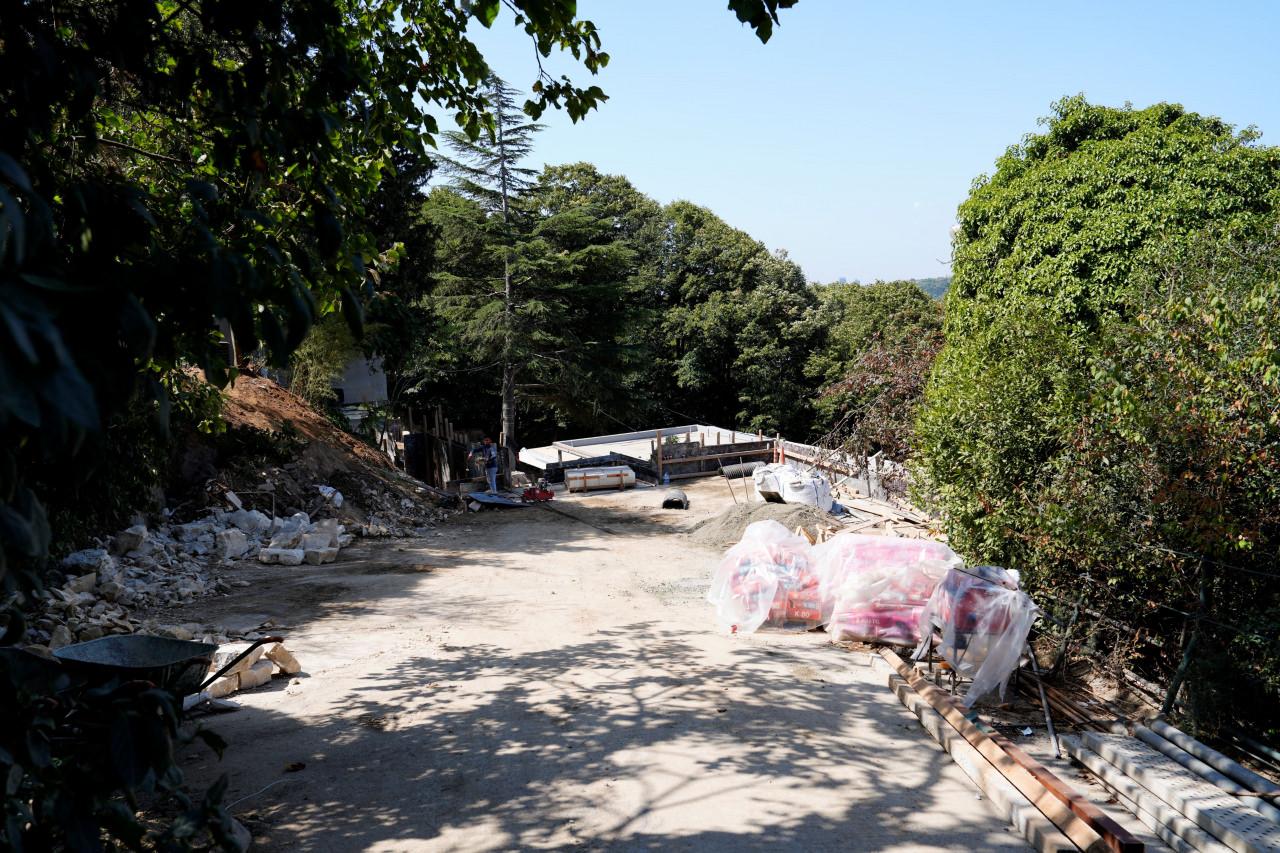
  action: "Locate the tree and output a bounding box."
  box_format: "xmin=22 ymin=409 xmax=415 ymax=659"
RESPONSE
xmin=440 ymin=75 xmax=544 ymax=468
xmin=913 ymin=97 xmax=1280 ymax=732
xmin=804 ymin=280 xmax=943 ymax=456
xmin=652 ymin=202 xmax=816 ymax=435
xmin=0 ymin=0 xmax=618 ymax=595
xmin=916 ymin=96 xmax=1280 ymax=568
xmin=424 ymin=176 xmax=638 ymax=446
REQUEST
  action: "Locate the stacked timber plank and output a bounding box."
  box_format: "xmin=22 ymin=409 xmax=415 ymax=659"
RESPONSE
xmin=877 ymin=648 xmax=1144 ymax=853
xmin=835 ymin=493 xmax=938 ymax=538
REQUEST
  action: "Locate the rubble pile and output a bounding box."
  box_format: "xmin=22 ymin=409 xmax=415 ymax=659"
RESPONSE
xmin=19 ymin=374 xmax=456 ymax=657
xmin=198 ymin=640 xmax=302 ymax=702
xmin=23 ymin=498 xmax=358 ymax=653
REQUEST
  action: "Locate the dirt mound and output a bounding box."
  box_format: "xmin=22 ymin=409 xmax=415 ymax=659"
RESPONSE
xmin=687 ymin=501 xmax=836 ymax=549
xmin=174 ymin=374 xmax=452 ymax=535
xmin=221 ymin=374 xmax=391 ymax=472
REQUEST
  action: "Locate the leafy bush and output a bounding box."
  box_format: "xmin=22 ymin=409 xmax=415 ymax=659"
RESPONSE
xmin=808 ymin=279 xmax=943 ymax=450
xmin=915 ymin=96 xmax=1280 ymax=732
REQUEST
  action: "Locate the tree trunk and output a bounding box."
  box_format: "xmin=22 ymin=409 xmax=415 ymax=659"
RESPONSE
xmin=501 ymin=362 xmax=517 ymax=480
xmin=501 ymin=250 xmax=516 ymax=480
xmin=495 ymin=78 xmax=517 ymax=482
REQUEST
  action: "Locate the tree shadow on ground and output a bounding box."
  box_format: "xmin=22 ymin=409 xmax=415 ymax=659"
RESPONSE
xmin=181 ymin=622 xmax=1028 ymax=852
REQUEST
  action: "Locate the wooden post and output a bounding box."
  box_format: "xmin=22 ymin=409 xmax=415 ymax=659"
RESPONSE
xmin=655 ymin=429 xmax=664 ymax=483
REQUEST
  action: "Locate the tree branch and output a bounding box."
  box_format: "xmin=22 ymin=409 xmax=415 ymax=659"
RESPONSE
xmin=75 ymin=136 xmax=193 ymax=166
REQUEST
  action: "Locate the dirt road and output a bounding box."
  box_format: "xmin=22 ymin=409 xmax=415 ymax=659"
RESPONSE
xmin=177 ymin=479 xmax=1029 ymax=851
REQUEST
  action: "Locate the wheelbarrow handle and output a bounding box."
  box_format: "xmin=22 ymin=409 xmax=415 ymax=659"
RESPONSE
xmin=198 ymin=636 xmax=285 ymax=692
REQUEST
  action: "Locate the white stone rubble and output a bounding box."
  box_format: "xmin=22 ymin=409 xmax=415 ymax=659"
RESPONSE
xmin=25 ymin=499 xmax=357 ymax=651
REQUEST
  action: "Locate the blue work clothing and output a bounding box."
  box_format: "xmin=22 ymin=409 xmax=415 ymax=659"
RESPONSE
xmin=480 ymin=443 xmax=499 ymax=492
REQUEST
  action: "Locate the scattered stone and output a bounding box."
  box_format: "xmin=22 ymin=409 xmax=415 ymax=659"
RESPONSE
xmin=62 ymin=549 xmax=114 ymax=574
xmin=264 ymin=643 xmax=301 ymax=675
xmin=206 ymin=674 xmax=240 ymax=699
xmin=258 ymin=548 xmax=305 ymax=566
xmin=23 ymin=644 xmax=54 ymax=660
xmin=268 ymin=528 xmax=304 ymax=549
xmin=176 ymin=521 xmax=217 ymax=542
xmin=210 ymin=642 xmax=267 ymax=677
xmin=157 ymin=625 xmax=195 ymax=641
xmin=78 ymin=625 xmax=105 ymax=642
xmin=111 ymin=525 xmax=149 ymax=554
xmin=237 ymin=659 xmax=275 ymax=690
xmin=300 ymin=532 xmax=331 ymax=551
xmin=49 ymin=625 xmax=74 ymax=649
xmin=228 ymin=508 xmax=272 ymax=535
xmin=304 ymin=546 xmax=338 ymax=565
xmin=216 ymin=529 xmax=250 ymax=559
xmin=312 ymin=519 xmax=340 ymax=547
xmin=66 ymin=573 xmax=97 ymax=594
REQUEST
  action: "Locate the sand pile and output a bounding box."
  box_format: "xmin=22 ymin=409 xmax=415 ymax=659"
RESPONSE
xmin=687 ymin=502 xmax=836 ymax=549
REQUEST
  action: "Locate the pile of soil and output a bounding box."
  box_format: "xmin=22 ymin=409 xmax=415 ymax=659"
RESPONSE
xmin=175 ymin=374 xmax=452 ymax=535
xmin=220 ymin=374 xmax=391 ymax=472
xmin=687 ymin=501 xmax=837 ymax=549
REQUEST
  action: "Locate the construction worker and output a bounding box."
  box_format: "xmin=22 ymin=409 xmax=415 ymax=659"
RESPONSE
xmin=475 ymin=436 xmax=499 ymax=493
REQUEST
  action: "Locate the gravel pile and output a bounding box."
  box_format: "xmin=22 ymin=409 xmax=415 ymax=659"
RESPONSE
xmin=687 ymin=502 xmax=837 ymax=549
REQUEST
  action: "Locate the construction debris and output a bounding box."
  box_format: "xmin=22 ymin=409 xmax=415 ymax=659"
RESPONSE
xmin=193 ymin=640 xmax=302 ymax=706
xmin=878 ymin=648 xmax=1100 ymax=853
xmin=689 ymin=502 xmax=838 ymax=549
xmin=1077 ymin=732 xmax=1280 ymax=852
xmin=752 ymin=462 xmax=834 ymax=511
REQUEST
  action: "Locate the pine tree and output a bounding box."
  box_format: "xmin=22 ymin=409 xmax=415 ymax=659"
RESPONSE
xmin=441 ymin=75 xmax=544 ymax=470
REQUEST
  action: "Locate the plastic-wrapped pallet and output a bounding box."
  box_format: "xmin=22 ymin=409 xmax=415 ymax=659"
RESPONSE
xmin=707 ymin=520 xmax=823 ymax=633
xmin=813 ymin=535 xmax=960 ymax=646
xmin=912 ymin=565 xmax=1038 ymax=707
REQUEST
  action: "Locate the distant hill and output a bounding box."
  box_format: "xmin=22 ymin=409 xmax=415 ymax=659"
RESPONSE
xmin=914 ymin=276 xmax=951 ymax=299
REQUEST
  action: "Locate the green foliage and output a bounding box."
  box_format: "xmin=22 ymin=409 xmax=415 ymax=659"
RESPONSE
xmin=28 ymin=372 xmax=225 ymax=561
xmin=652 ymin=202 xmax=817 ymax=436
xmin=915 ymin=96 xmax=1280 ymax=731
xmin=0 ymin=0 xmax=617 ymax=594
xmin=0 ymin=648 xmax=235 ymax=851
xmin=913 ymin=276 xmax=951 ymax=299
xmin=727 ymin=0 xmax=800 ymax=43
xmin=805 ymin=280 xmax=942 ymax=456
xmin=289 ymin=317 xmax=359 ymax=410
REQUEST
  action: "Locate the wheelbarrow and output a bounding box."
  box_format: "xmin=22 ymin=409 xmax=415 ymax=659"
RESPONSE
xmin=53 ymin=634 xmax=284 ymax=700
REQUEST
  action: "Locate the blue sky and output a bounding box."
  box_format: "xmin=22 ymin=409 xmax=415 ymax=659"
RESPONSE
xmin=466 ymin=1 xmax=1280 ymax=284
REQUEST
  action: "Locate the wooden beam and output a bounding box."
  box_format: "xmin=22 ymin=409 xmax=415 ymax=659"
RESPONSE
xmin=655 ymin=429 xmax=663 ymax=483
xmin=880 ymin=649 xmax=1109 ymax=853
xmin=986 ymin=730 xmax=1144 ymax=853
